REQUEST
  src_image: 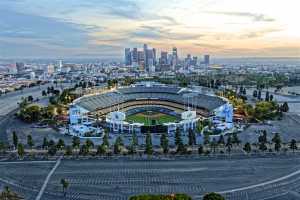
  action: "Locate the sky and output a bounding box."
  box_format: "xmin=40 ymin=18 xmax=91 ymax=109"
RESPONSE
xmin=0 ymin=0 xmax=299 ymax=59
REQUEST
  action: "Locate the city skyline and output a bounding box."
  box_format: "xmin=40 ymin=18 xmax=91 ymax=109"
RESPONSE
xmin=0 ymin=0 xmax=299 ymax=59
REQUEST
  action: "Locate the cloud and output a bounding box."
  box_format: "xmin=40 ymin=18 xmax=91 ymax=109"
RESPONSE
xmin=207 ymin=11 xmax=275 ymax=22
xmin=194 ymin=43 xmax=224 ymax=49
xmin=131 ymin=25 xmax=203 ymax=41
xmin=0 ymin=9 xmax=91 ymax=48
xmin=239 ymin=28 xmax=282 ymax=39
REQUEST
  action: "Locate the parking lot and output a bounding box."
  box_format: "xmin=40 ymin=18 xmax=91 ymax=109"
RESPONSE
xmin=2 ymin=156 xmax=300 ymax=200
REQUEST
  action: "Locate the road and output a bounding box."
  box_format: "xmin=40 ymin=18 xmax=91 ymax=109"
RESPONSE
xmin=0 ymin=83 xmax=73 ymax=117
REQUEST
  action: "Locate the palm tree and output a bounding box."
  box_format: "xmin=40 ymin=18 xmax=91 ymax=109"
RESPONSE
xmin=60 ymin=179 xmax=69 ymax=197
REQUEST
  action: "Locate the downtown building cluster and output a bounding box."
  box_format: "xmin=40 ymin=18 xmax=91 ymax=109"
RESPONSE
xmin=125 ymin=44 xmax=157 ymax=73
xmin=125 ymin=44 xmax=210 ymax=72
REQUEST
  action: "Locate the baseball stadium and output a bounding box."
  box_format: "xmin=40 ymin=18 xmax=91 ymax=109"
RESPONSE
xmin=68 ymin=83 xmax=233 ymax=136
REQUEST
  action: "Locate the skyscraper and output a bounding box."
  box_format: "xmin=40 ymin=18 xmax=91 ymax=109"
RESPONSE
xmin=146 ymin=49 xmax=154 ymax=72
xmin=137 ymin=51 xmax=144 ymax=66
xmin=132 ymin=48 xmax=138 ymax=66
xmin=204 ymin=55 xmax=210 ymax=65
xmin=160 ymin=52 xmax=168 ymax=65
xmin=143 ymin=44 xmax=148 ymax=68
xmin=57 ymin=60 xmax=63 ymax=72
xmin=171 ymin=47 xmax=178 ymax=70
xmin=153 ymin=48 xmax=157 ymax=65
xmin=192 ymin=56 xmax=198 ymax=66
xmin=16 ymin=62 xmax=25 ymax=73
xmin=125 ymin=48 xmax=132 ymax=66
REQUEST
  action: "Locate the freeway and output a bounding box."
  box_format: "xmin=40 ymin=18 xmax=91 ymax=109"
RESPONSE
xmin=1 ymin=156 xmax=300 ymax=200
xmin=0 ymin=83 xmax=73 ymax=143
xmin=0 ymin=83 xmax=73 ymax=117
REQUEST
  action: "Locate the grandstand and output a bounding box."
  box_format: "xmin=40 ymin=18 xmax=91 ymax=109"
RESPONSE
xmin=69 ymin=83 xmax=232 ymax=136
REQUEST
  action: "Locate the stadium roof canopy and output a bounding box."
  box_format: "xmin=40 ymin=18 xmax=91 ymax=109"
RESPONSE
xmin=73 ymin=85 xmax=227 ymax=113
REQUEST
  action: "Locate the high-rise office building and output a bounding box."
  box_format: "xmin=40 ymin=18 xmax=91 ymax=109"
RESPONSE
xmin=160 ymin=51 xmax=168 ymax=65
xmin=137 ymin=51 xmax=144 ymax=66
xmin=143 ymin=44 xmax=148 ymax=68
xmin=132 ymin=48 xmax=138 ymax=65
xmin=204 ymin=55 xmax=210 ymax=65
xmin=57 ymin=60 xmax=63 ymax=72
xmin=146 ymin=49 xmax=154 ymax=72
xmin=153 ymin=48 xmax=157 ymax=65
xmin=16 ymin=62 xmax=25 ymax=73
xmin=192 ymin=56 xmax=198 ymax=66
xmin=125 ymin=48 xmax=132 ymax=66
xmin=171 ymin=47 xmax=178 ymax=70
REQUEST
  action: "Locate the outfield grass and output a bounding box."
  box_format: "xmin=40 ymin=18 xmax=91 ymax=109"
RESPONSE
xmin=126 ymin=112 xmax=178 ymax=126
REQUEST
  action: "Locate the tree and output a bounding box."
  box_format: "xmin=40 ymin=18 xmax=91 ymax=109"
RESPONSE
xmin=19 ymin=105 xmax=41 ymax=122
xmin=12 ymin=131 xmax=18 ymax=149
xmin=226 ymin=137 xmax=232 ymax=155
xmin=56 ymin=139 xmax=65 ymax=150
xmin=204 ymin=133 xmax=210 ymax=145
xmin=274 ymin=142 xmax=281 ymax=152
xmin=17 ymin=143 xmax=25 ymax=158
xmin=42 ymin=90 xmax=47 ymax=96
xmin=281 ymin=102 xmax=289 ymax=112
xmin=72 ymin=136 xmax=80 ymax=149
xmin=0 ymin=186 xmax=23 ymax=200
xmin=60 ymin=179 xmax=69 ymax=197
xmin=203 ymin=192 xmax=225 ymax=200
xmin=65 ymin=146 xmax=73 ymax=156
xmin=198 ymin=145 xmax=204 ymax=155
xmin=27 ymin=135 xmax=34 ymax=149
xmin=48 ymin=145 xmax=57 ymax=156
xmin=259 ymin=142 xmax=267 ymax=152
xmin=272 ymin=133 xmax=281 ymax=152
xmin=188 ymin=129 xmax=196 ymax=146
xmin=265 ymin=91 xmax=270 ymax=101
xmin=79 ymin=144 xmax=89 ymax=155
xmin=85 ymin=139 xmax=94 ymax=150
xmin=226 ymin=135 xmax=232 ymax=147
xmin=97 ymin=144 xmax=107 ymax=155
xmin=210 ymin=138 xmax=217 ymax=153
xmin=160 ymin=133 xmax=169 ymax=154
xmin=48 ymin=139 xmax=55 ymax=147
xmin=253 ymin=90 xmax=258 ymax=98
xmin=42 ymin=137 xmax=49 ymax=149
xmin=176 ymin=141 xmax=187 ymax=154
xmin=132 ymin=131 xmax=138 ymax=146
xmin=258 ymin=131 xmax=268 ymax=144
xmin=145 ymin=133 xmax=153 ymax=155
xmin=218 ymin=135 xmax=225 ymax=145
xmin=27 ymin=95 xmax=34 ymax=102
xmin=0 ymin=141 xmax=7 ymax=154
xmin=290 ymin=139 xmax=297 ymax=153
xmin=175 ymin=128 xmax=182 ymax=146
xmin=114 ymin=136 xmax=123 ymax=154
xmin=232 ymin=133 xmax=241 ymax=145
xmin=258 ymin=90 xmax=262 ymax=100
xmin=102 ymin=132 xmax=110 ymax=147
xmin=243 ymin=143 xmax=251 ymax=154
